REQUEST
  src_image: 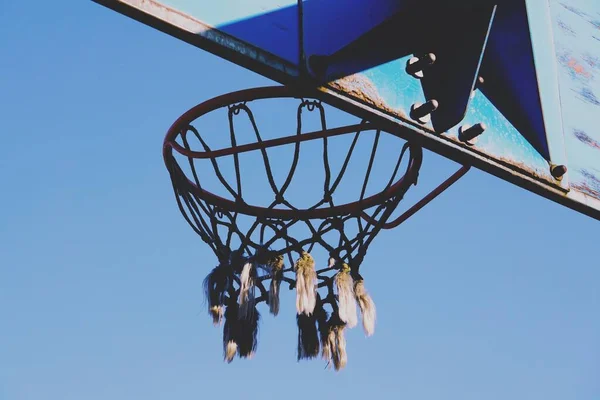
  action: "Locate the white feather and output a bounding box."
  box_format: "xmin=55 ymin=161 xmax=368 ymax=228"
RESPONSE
xmin=225 ymin=341 xmax=237 ymax=363
xmin=335 ymin=272 xmax=358 ymax=328
xmin=326 ymin=326 xmax=347 ymax=371
xmin=355 ymin=280 xmax=376 ymax=337
xmin=335 ymin=328 xmax=347 ymax=371
xmin=238 ymin=262 xmax=255 ymax=319
xmin=294 ymin=253 xmax=317 ymax=315
xmin=210 ymin=305 xmax=224 ymax=326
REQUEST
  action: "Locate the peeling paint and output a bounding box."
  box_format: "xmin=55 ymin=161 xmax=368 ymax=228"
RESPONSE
xmin=572 ymin=169 xmax=600 ymax=198
xmin=443 ymin=134 xmax=555 ymax=184
xmin=109 ymin=0 xmax=299 ymax=77
xmin=589 ymin=19 xmax=600 ymax=29
xmin=328 ymin=74 xmax=408 ymax=120
xmin=557 ymin=19 xmax=576 ymax=36
xmin=558 ymin=53 xmax=593 ymax=81
xmin=582 ymin=52 xmax=600 ymax=70
xmin=567 ymin=58 xmax=591 ymax=77
xmin=577 ymin=86 xmax=600 ymax=106
xmin=560 ymin=3 xmax=587 ymax=18
xmin=573 ymin=129 xmax=600 ymax=150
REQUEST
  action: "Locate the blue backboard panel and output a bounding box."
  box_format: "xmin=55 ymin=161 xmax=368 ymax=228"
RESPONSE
xmin=93 ymin=0 xmax=600 ymax=221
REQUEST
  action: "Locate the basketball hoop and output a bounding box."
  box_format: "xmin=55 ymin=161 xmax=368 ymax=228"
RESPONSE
xmin=163 ymin=86 xmax=468 ymax=370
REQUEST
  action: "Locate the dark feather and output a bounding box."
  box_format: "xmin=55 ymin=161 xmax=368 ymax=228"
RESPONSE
xmin=237 ymin=307 xmax=260 ymax=358
xmin=297 ymin=312 xmax=320 ymax=361
xmin=223 ymin=302 xmax=239 ymax=362
xmin=315 ymin=298 xmax=330 ymax=360
xmin=326 ymin=312 xmax=348 ymax=370
xmin=269 ymin=269 xmax=282 ymax=316
xmin=203 ymin=264 xmax=231 ymax=321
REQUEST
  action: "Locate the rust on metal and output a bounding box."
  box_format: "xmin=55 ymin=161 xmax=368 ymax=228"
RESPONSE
xmin=443 ymin=134 xmax=558 ymax=186
xmin=170 ymin=123 xmax=368 ymax=159
xmin=327 ymin=75 xmax=408 ymax=120
xmin=361 ymin=164 xmax=471 ymax=229
xmin=99 ymin=0 xmax=299 ymax=78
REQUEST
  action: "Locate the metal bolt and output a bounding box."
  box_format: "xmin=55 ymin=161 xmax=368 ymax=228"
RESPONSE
xmin=458 ymin=123 xmax=486 ymax=146
xmin=550 ymin=164 xmax=567 ymax=180
xmin=410 ymin=99 xmax=439 ymax=124
xmin=406 ymin=53 xmax=436 ymax=79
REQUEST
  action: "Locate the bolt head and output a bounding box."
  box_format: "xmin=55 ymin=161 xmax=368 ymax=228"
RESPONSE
xmin=550 ymin=164 xmax=568 ymax=180
xmin=458 ymin=123 xmax=486 ymax=146
xmin=410 ymin=100 xmax=438 ymax=124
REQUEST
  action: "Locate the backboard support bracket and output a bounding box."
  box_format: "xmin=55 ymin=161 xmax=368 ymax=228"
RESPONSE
xmin=306 ymin=3 xmax=497 ymax=135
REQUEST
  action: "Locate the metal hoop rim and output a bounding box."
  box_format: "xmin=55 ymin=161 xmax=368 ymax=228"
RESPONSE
xmin=163 ymin=85 xmax=423 ymax=220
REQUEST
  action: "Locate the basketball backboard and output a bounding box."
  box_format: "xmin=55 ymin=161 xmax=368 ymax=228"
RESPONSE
xmin=93 ymin=0 xmax=600 ymax=221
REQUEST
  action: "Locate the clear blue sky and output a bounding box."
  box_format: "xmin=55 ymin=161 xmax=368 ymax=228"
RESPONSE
xmin=1 ymin=1 xmax=599 ymax=399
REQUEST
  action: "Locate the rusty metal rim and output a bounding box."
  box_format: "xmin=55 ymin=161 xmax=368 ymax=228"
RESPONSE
xmin=163 ymin=86 xmax=423 ymax=220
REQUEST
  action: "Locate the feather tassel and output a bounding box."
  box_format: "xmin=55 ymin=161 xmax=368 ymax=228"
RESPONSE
xmin=237 ymin=306 xmax=260 ymax=358
xmin=269 ymin=277 xmax=281 ymax=316
xmin=335 ymin=263 xmax=358 ymax=328
xmin=223 ymin=302 xmax=260 ymax=361
xmin=225 ymin=341 xmax=238 ymax=363
xmin=268 ymin=255 xmax=284 ymax=316
xmin=297 ymin=313 xmax=320 ymax=360
xmin=294 ymin=252 xmax=317 ymax=315
xmin=203 ymin=264 xmax=230 ymax=326
xmin=317 ymin=301 xmax=331 ymax=362
xmin=329 ymin=325 xmax=347 ymax=371
xmin=323 ymin=312 xmax=347 ymax=371
xmin=238 ymin=262 xmax=256 ymax=320
xmin=223 ymin=303 xmax=239 ymax=363
xmin=354 ymin=279 xmax=376 ymax=337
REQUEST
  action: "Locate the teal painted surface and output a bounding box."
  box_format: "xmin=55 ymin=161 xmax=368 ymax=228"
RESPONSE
xmin=332 ymin=57 xmax=553 ymax=181
xmin=549 ymin=0 xmax=600 ymax=206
